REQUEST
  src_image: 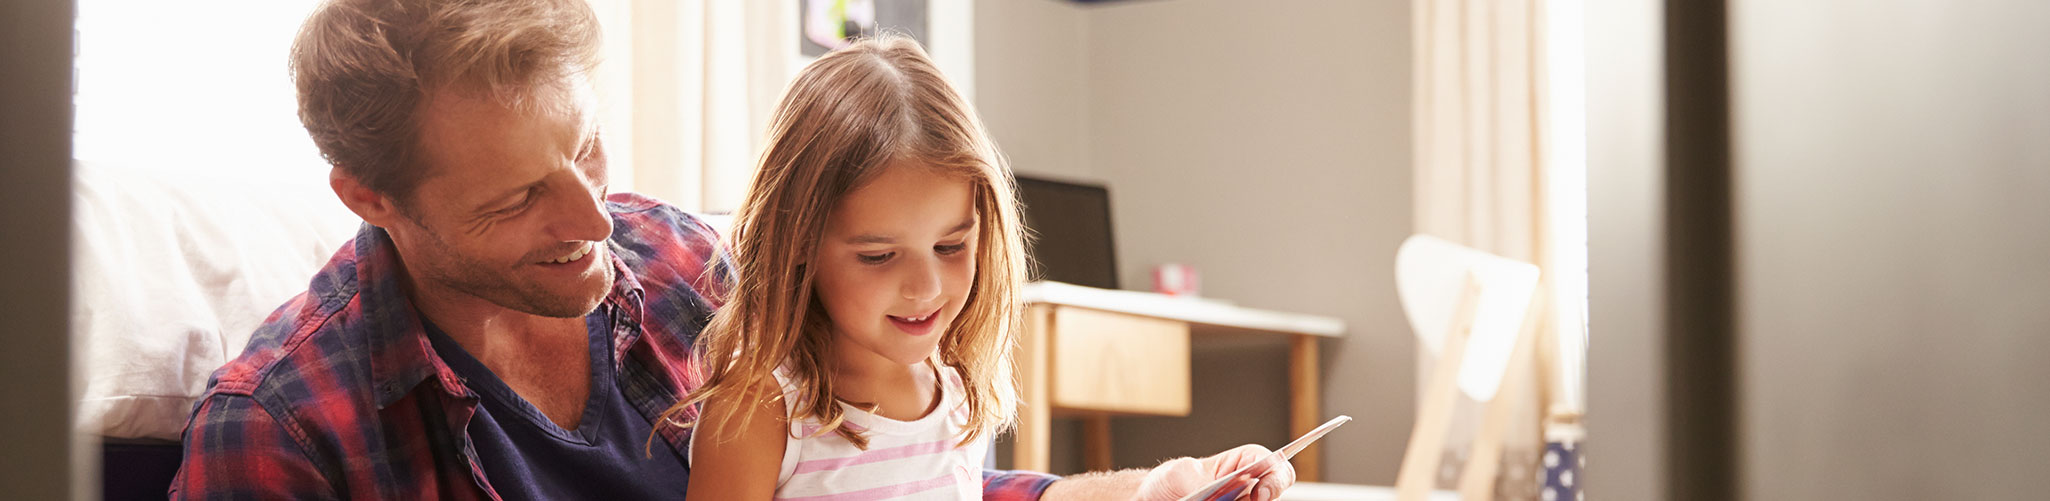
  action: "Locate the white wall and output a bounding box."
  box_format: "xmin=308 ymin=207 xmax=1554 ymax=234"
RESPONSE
xmin=973 ymin=0 xmax=1094 ymax=475
xmin=1730 ymin=1 xmax=2050 ymax=498
xmin=974 ymin=0 xmax=1092 ymax=182
xmin=976 ymin=0 xmax=1414 ymax=484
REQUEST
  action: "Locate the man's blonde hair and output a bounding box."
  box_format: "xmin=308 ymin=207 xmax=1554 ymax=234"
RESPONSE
xmin=665 ymin=35 xmax=1028 ymax=450
xmin=290 ymin=0 xmax=601 ymax=199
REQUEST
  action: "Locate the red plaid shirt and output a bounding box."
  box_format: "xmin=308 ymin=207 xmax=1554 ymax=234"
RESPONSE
xmin=170 ymin=193 xmax=1057 ymax=500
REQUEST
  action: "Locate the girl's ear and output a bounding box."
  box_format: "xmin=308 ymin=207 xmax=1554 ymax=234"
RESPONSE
xmin=794 ymin=242 xmax=819 ymax=267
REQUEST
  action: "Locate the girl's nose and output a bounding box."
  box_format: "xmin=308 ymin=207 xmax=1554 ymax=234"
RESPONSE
xmin=901 ymin=254 xmax=942 ymax=303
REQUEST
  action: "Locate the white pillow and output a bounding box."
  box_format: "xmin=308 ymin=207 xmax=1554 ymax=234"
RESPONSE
xmin=71 ymin=161 xmax=362 ymax=440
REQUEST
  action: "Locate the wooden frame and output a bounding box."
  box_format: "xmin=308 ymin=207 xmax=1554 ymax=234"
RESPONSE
xmin=1395 ymin=277 xmax=1545 ymax=501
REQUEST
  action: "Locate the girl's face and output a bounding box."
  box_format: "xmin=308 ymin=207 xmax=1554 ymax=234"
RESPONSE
xmin=814 ymin=162 xmax=979 ymax=371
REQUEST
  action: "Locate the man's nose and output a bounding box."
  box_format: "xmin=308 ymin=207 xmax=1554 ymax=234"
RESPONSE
xmin=550 ymin=181 xmax=613 ymax=243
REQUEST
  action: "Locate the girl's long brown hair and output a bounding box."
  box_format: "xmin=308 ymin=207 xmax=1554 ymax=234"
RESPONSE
xmin=661 ymin=34 xmax=1027 ymax=450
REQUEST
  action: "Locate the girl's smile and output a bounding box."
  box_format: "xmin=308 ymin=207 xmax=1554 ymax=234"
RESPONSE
xmin=887 ymin=308 xmax=944 ymax=336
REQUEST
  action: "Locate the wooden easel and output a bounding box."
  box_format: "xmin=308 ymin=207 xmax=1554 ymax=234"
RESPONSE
xmin=1395 ymin=276 xmax=1546 ymax=501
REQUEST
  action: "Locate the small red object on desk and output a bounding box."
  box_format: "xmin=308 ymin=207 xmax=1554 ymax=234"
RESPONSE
xmin=1152 ymin=263 xmax=1200 ymax=297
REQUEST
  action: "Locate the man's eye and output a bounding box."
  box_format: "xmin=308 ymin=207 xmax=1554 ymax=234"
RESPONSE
xmin=857 ymin=252 xmax=894 ymax=265
xmin=502 ymin=193 xmax=535 ymax=213
xmin=935 ymin=243 xmax=968 ymax=256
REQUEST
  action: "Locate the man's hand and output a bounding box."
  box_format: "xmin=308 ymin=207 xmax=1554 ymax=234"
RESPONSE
xmin=1134 ymin=444 xmax=1298 ymax=501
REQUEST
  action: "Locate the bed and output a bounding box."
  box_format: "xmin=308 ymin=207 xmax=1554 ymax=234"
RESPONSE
xmin=71 ymin=161 xmax=362 ymax=498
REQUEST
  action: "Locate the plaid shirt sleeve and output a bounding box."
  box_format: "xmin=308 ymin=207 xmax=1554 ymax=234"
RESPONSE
xmin=983 ymin=469 xmax=1060 ymax=501
xmin=170 ymin=393 xmax=338 ymax=500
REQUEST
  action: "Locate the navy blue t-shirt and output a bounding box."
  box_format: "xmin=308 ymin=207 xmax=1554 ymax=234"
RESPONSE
xmin=424 ymin=308 xmax=692 ymax=500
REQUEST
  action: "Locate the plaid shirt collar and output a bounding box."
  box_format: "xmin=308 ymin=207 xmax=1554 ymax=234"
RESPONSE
xmin=349 ymin=223 xmax=648 ymax=411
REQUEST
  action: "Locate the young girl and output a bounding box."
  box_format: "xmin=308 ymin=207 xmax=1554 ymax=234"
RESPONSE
xmin=667 ymin=35 xmax=1030 ymax=501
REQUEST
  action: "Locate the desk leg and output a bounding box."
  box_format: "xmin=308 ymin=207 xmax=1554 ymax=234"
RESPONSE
xmin=1015 ymin=305 xmax=1052 ymax=473
xmin=1290 ymin=335 xmax=1322 ymax=482
xmin=1083 ymin=414 xmax=1114 ymax=471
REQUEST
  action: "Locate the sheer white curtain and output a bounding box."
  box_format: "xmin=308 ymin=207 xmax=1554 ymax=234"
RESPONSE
xmin=593 ymin=0 xmax=798 ymax=213
xmin=71 ymin=0 xmax=801 ymax=214
xmin=76 ymin=0 xmax=974 ymax=216
xmin=1411 ymin=0 xmax=1587 ymax=498
xmin=71 ymin=0 xmax=330 ymax=184
xmin=598 ymin=0 xmax=976 ymax=214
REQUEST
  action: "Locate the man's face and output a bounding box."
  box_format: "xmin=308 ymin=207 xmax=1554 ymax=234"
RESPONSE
xmin=386 ymin=82 xmax=614 ymax=318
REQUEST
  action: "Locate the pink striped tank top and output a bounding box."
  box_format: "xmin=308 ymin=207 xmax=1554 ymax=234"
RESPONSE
xmin=692 ymin=363 xmax=988 ymax=501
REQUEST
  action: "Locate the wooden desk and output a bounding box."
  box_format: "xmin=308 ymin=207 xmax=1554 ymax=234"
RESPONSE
xmin=1013 ymin=282 xmax=1347 ymax=481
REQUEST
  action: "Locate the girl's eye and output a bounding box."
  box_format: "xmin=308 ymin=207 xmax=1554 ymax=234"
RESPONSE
xmin=935 ymin=243 xmax=968 ymax=256
xmin=857 ymin=252 xmax=895 ymax=265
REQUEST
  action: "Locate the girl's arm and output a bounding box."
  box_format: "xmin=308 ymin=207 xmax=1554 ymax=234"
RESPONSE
xmin=685 ymin=383 xmax=787 ymax=501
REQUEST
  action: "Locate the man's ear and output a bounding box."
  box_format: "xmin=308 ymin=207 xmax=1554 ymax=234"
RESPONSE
xmin=330 ymin=166 xmax=405 ymax=228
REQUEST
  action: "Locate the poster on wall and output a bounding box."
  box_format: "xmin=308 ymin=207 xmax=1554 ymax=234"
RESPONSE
xmin=799 ymin=0 xmax=929 ymax=57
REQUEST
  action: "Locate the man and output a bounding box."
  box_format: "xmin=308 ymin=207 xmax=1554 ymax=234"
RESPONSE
xmin=171 ymin=0 xmax=1295 ymax=499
